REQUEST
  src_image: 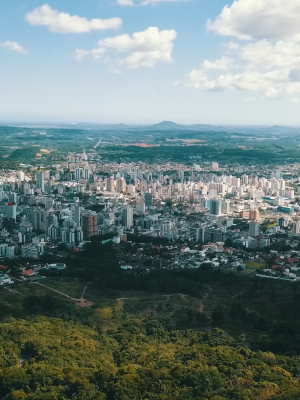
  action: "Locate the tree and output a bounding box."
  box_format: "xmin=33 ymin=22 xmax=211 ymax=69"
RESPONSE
xmin=211 ymin=305 xmax=225 ymax=326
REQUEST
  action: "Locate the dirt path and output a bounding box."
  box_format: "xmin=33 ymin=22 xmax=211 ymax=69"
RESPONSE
xmin=77 ymin=286 xmax=94 ymax=307
xmin=4 ymin=287 xmax=24 ymax=296
xmin=33 ymin=282 xmax=78 ymax=300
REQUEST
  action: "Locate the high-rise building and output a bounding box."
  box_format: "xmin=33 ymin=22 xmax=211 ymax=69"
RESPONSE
xmin=241 ymin=174 xmax=249 ymax=185
xmin=178 ymin=170 xmax=185 ymax=182
xmin=36 ymin=171 xmax=45 ymax=192
xmin=212 ymin=162 xmax=219 ymax=171
xmin=18 ymin=171 xmax=25 ymax=181
xmin=278 ymin=217 xmax=288 ymax=228
xmin=5 ymin=203 xmax=17 ymax=220
xmin=221 ymin=199 xmax=230 ymax=214
xmin=83 ymin=168 xmax=90 ymax=180
xmin=122 ymin=207 xmax=134 ymax=227
xmin=210 ymin=199 xmax=222 ymax=216
xmin=116 ymin=178 xmax=126 ymax=193
xmin=249 ymin=222 xmax=260 ymax=237
xmin=106 ymin=177 xmax=115 ymax=192
xmin=145 ymin=193 xmax=153 ymax=208
xmin=44 ymin=198 xmax=54 ymax=210
xmin=292 ymin=221 xmax=300 ymax=235
xmin=70 ymin=201 xmax=81 ymax=227
xmin=249 ymin=209 xmax=260 ymax=222
xmin=82 ymin=212 xmax=98 ymax=239
xmin=136 ymin=199 xmax=145 ymax=214
xmin=75 ymin=168 xmax=81 ymax=180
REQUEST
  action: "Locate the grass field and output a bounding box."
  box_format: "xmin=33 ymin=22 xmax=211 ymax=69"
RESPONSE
xmin=242 ymin=268 xmax=257 ymax=275
xmin=0 ymin=275 xmax=297 ymax=345
xmin=42 ymin=280 xmax=86 ymax=299
xmin=245 ymin=261 xmax=265 ymax=269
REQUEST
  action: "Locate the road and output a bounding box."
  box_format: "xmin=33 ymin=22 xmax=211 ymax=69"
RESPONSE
xmin=94 ymin=139 xmax=102 ymax=149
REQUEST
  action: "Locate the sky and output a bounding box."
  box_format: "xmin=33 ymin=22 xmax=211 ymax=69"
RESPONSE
xmin=1 ymin=0 xmax=300 ymax=125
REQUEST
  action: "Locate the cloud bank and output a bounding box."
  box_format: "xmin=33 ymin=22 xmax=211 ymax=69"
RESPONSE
xmin=76 ymin=27 xmax=177 ymax=70
xmin=207 ymin=0 xmax=300 ymax=41
xmin=117 ymin=0 xmax=187 ymax=5
xmin=185 ymin=0 xmax=300 ymax=100
xmin=26 ymin=4 xmax=122 ymax=33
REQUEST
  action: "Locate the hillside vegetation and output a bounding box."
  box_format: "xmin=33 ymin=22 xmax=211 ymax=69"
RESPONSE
xmin=0 ymin=317 xmax=300 ymax=400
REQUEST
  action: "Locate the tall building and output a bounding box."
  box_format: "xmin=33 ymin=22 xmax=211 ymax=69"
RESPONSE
xmin=178 ymin=170 xmax=185 ymax=182
xmin=249 ymin=222 xmax=260 ymax=237
xmin=122 ymin=207 xmax=134 ymax=227
xmin=221 ymin=199 xmax=230 ymax=214
xmin=75 ymin=168 xmax=81 ymax=180
xmin=292 ymin=221 xmax=300 ymax=235
xmin=18 ymin=171 xmax=25 ymax=182
xmin=44 ymin=198 xmax=54 ymax=210
xmin=70 ymin=201 xmax=81 ymax=227
xmin=36 ymin=171 xmax=45 ymax=192
xmin=210 ymin=199 xmax=222 ymax=216
xmin=145 ymin=193 xmax=153 ymax=208
xmin=116 ymin=178 xmax=126 ymax=193
xmin=83 ymin=168 xmax=90 ymax=180
xmin=212 ymin=162 xmax=219 ymax=171
xmin=136 ymin=199 xmax=145 ymax=214
xmin=249 ymin=209 xmax=260 ymax=222
xmin=5 ymin=203 xmax=17 ymax=220
xmin=106 ymin=177 xmax=115 ymax=192
xmin=278 ymin=217 xmax=288 ymax=228
xmin=82 ymin=212 xmax=98 ymax=240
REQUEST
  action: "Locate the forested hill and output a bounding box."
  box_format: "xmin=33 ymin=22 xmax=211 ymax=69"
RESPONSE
xmin=0 ymin=317 xmax=300 ymax=400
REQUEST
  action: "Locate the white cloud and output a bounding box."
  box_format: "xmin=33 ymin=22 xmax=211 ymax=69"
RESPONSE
xmin=0 ymin=41 xmax=26 ymax=53
xmin=184 ymin=40 xmax=300 ymax=100
xmin=141 ymin=0 xmax=187 ymax=4
xmin=117 ymin=0 xmax=133 ymax=5
xmin=222 ymin=42 xmax=240 ymax=52
xmin=245 ymin=97 xmax=255 ymax=102
xmin=202 ymin=57 xmax=234 ymax=71
xmin=76 ymin=27 xmax=177 ymax=70
xmin=207 ymin=0 xmax=300 ymax=42
xmin=291 ymin=98 xmax=300 ymax=104
xmin=26 ymin=4 xmax=122 ymax=33
xmin=75 ymin=48 xmax=106 ymax=61
xmin=117 ymin=0 xmax=186 ymax=5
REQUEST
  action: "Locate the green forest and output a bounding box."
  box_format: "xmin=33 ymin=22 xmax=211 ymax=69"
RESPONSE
xmin=1 ymin=316 xmax=300 ymax=400
xmin=3 ymin=240 xmax=300 ymax=399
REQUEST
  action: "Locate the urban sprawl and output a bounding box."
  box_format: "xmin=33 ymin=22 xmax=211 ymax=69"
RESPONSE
xmin=1 ymin=152 xmax=300 ymax=286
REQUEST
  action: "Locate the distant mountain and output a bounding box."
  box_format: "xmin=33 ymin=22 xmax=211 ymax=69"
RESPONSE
xmin=147 ymin=121 xmax=212 ymax=130
xmin=148 ymin=121 xmax=184 ymax=129
xmin=0 ymin=120 xmax=212 ymax=131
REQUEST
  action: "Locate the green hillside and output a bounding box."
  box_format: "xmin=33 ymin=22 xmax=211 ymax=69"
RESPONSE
xmin=0 ymin=316 xmax=300 ymax=400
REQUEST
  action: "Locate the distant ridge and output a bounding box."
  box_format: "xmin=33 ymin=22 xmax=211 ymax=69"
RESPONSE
xmin=148 ymin=121 xmax=183 ymax=129
xmin=147 ymin=121 xmax=211 ymax=130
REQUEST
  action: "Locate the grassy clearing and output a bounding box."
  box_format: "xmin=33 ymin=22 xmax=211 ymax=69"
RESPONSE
xmin=242 ymin=268 xmax=257 ymax=275
xmin=42 ymin=280 xmax=85 ymax=299
xmin=245 ymin=261 xmax=264 ymax=269
xmin=98 ymin=306 xmax=113 ymax=319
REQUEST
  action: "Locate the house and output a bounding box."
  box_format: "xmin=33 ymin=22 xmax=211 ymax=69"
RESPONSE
xmin=21 ymin=269 xmax=36 ymax=277
xmin=0 ymin=274 xmax=13 ymax=285
xmin=181 ymin=246 xmax=190 ymax=253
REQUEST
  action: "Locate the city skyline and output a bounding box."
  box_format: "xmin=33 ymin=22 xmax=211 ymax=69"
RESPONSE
xmin=2 ymin=0 xmax=300 ymax=125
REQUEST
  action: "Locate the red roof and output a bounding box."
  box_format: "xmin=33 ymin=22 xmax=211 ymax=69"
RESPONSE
xmin=272 ymin=265 xmax=284 ymax=270
xmin=0 ymin=265 xmax=7 ymax=270
xmin=288 ymin=258 xmax=299 ymax=263
xmin=21 ymin=269 xmax=35 ymax=276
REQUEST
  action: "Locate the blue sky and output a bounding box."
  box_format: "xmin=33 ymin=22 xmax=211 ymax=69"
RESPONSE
xmin=1 ymin=0 xmax=300 ymax=125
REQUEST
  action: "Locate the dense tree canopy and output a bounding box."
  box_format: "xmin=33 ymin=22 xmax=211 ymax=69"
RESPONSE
xmin=0 ymin=317 xmax=300 ymax=399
